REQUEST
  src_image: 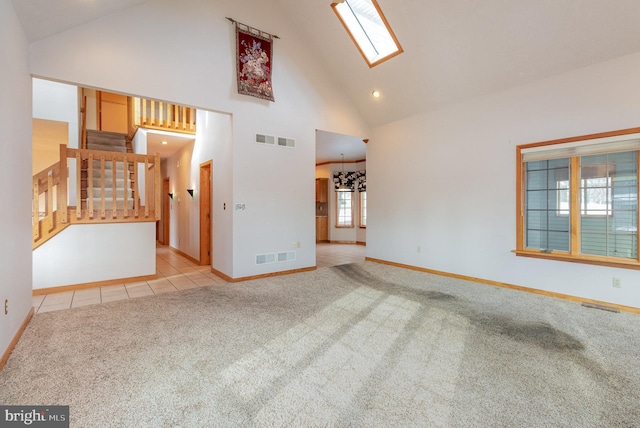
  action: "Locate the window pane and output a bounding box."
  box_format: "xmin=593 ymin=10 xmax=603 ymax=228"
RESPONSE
xmin=525 ymin=159 xmax=570 ymax=251
xmin=337 ymin=192 xmax=353 ymax=227
xmin=580 ymin=151 xmax=638 ymax=258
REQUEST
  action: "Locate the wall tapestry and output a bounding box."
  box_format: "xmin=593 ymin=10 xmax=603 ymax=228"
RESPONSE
xmin=235 ymin=24 xmax=275 ymax=102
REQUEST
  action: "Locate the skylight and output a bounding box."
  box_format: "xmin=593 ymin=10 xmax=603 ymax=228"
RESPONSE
xmin=331 ymin=0 xmax=403 ymax=68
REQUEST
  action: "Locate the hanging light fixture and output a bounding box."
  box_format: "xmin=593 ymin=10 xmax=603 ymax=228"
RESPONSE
xmin=337 ymin=153 xmax=351 ymax=192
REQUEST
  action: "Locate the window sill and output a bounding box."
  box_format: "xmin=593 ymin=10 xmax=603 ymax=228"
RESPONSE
xmin=513 ymin=249 xmax=640 ymax=270
xmin=335 ymin=225 xmax=355 ymax=229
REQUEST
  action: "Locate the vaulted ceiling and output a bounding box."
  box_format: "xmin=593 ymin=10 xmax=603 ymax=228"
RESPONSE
xmin=12 ymin=0 xmax=640 ymax=129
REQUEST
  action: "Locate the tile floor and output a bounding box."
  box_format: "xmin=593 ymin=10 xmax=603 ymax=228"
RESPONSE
xmin=33 ymin=243 xmax=366 ymax=314
xmin=316 ymin=243 xmax=366 ymax=268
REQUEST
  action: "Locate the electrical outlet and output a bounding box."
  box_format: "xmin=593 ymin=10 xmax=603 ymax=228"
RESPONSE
xmin=293 ymin=241 xmax=300 ymax=248
xmin=612 ymin=277 xmax=622 ymax=288
xmin=417 ymin=246 xmax=421 ymax=253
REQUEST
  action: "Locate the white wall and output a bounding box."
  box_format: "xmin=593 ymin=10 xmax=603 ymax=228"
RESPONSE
xmin=33 ymin=223 xmax=156 ymax=289
xmin=368 ymin=52 xmax=640 ymax=309
xmin=32 ymin=78 xmax=80 ymax=205
xmin=164 ymin=110 xmax=233 ymax=274
xmin=29 ymin=0 xmax=369 ymax=279
xmin=132 ymin=128 xmax=148 ymax=204
xmin=0 ymin=0 xmax=33 ymax=360
xmin=32 ymin=78 xmax=79 ymax=148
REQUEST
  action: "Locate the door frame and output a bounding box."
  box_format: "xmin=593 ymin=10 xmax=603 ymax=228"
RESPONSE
xmin=199 ymin=161 xmax=212 ymax=265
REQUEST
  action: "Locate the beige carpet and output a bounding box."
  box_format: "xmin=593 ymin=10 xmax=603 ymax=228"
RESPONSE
xmin=1 ymin=262 xmax=639 ymax=427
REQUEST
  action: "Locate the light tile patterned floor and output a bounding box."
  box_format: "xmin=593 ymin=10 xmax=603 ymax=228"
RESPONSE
xmin=316 ymin=243 xmax=366 ymax=268
xmin=33 ymin=244 xmax=366 ymax=314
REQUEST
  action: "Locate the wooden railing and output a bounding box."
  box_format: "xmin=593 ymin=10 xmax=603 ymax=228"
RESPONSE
xmin=33 ymin=144 xmax=161 ymax=249
xmin=130 ymin=97 xmax=196 ymax=135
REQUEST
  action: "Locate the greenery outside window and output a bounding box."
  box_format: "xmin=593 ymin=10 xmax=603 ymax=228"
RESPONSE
xmin=516 ymin=128 xmax=640 ymax=269
xmin=337 ymin=191 xmax=354 ymax=227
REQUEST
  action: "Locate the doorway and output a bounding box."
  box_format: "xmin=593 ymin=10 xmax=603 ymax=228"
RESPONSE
xmin=199 ymin=161 xmax=212 ymax=265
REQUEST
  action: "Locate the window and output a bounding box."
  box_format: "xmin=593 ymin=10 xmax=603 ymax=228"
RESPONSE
xmin=359 ymin=191 xmax=367 ymax=227
xmin=337 ymin=191 xmax=354 ymax=227
xmin=516 ymin=128 xmax=640 ymax=269
xmin=331 ymin=0 xmax=403 ymax=68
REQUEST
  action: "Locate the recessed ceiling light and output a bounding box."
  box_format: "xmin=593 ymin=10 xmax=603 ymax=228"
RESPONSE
xmin=161 ymin=141 xmax=168 ymax=145
xmin=372 ymin=90 xmax=381 ymax=98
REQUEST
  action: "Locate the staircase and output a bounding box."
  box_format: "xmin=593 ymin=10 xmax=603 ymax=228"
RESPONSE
xmin=84 ymin=130 xmax=134 ymax=211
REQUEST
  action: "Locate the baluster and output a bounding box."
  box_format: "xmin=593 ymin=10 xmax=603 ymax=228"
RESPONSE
xmin=174 ymin=105 xmax=179 ymax=129
xmin=46 ymin=172 xmax=54 ymax=232
xmin=76 ymin=153 xmax=81 ymax=219
xmin=33 ymin=181 xmax=39 ymax=241
xmin=142 ymin=98 xmax=147 ymax=125
xmin=100 ymin=155 xmax=106 ymax=219
xmin=123 ymin=156 xmax=129 ymax=218
xmin=59 ymin=144 xmax=68 ymax=224
xmin=182 ymin=106 xmax=186 ymax=130
xmin=190 ymin=108 xmax=196 ymax=131
xmin=88 ymin=153 xmax=94 ymax=219
xmin=133 ymin=160 xmax=139 ymax=218
xmin=144 ymin=159 xmax=150 ymax=218
xmin=151 ymin=100 xmax=155 ymax=126
xmin=167 ymin=103 xmax=172 ymax=129
xmin=112 ymin=156 xmax=117 ymax=219
xmin=159 ymin=102 xmax=164 ymax=128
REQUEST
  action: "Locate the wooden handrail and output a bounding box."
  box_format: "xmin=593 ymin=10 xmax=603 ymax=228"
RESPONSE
xmin=131 ymin=97 xmax=196 ymax=135
xmin=32 ymin=144 xmax=162 ymax=249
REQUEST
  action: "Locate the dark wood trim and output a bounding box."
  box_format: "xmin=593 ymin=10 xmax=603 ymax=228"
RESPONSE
xmin=211 ymin=266 xmax=317 ymax=283
xmin=316 ymin=158 xmax=366 ymax=167
xmin=32 ymin=274 xmax=159 ymax=296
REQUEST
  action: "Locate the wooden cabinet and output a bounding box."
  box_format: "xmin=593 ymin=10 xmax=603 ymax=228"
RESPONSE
xmin=315 ymin=178 xmax=329 ymax=242
xmin=316 ymin=216 xmax=328 ymax=242
xmin=316 ymin=178 xmax=328 ymax=203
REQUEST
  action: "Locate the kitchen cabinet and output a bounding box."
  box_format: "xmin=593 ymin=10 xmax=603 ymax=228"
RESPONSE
xmin=316 ymin=216 xmax=328 ymax=242
xmin=316 ymin=178 xmax=328 ymax=203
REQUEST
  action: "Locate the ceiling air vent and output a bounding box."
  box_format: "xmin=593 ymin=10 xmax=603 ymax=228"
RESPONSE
xmin=277 ymin=137 xmax=295 ymax=148
xmin=256 ymin=134 xmax=275 ymax=145
xmin=256 ymin=253 xmax=276 ymax=265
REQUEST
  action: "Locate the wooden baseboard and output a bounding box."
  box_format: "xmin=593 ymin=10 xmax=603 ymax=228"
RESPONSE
xmin=0 ymin=308 xmax=34 ymax=372
xmin=329 ymin=240 xmax=357 ymax=244
xmin=356 ymin=241 xmax=366 ymax=246
xmin=212 ymin=266 xmax=316 ymax=283
xmin=365 ymin=257 xmax=640 ymax=315
xmin=32 ymin=274 xmax=158 ymax=296
xmin=168 ymin=246 xmax=200 ymax=265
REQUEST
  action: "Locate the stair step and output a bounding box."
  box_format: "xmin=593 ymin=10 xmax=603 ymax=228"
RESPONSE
xmin=87 ymin=143 xmax=127 ymax=152
xmin=91 ymin=178 xmax=131 ymax=188
xmin=93 ymin=159 xmax=127 ymax=174
xmin=88 ymin=199 xmax=134 ymax=210
xmin=90 ymin=188 xmax=133 ymax=199
xmin=86 ymin=130 xmax=128 ymax=140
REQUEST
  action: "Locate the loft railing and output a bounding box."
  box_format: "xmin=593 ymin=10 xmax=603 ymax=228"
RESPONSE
xmin=130 ymin=97 xmax=196 ymax=135
xmin=33 ymin=144 xmax=161 ymax=249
